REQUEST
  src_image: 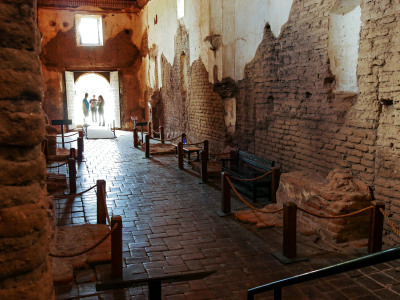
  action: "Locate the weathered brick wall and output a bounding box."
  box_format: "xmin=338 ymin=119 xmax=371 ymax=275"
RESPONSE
xmin=0 ymin=0 xmax=54 ymax=298
xmin=158 ymin=24 xmax=190 ymax=138
xmin=231 ymin=0 xmax=400 ymax=247
xmin=188 ymin=60 xmax=225 ymax=147
xmin=359 ymin=0 xmax=400 ymax=248
xmin=158 ymin=24 xmax=225 ymax=149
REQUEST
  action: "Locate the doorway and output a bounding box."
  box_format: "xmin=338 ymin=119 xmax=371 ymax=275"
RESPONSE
xmin=65 ymin=71 xmax=121 ymax=128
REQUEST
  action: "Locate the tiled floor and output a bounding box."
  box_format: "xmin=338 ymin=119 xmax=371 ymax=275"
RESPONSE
xmin=54 ymin=130 xmax=400 ymax=299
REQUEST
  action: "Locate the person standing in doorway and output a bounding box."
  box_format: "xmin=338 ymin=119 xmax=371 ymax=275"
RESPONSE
xmin=89 ymin=94 xmax=97 ymax=123
xmin=82 ymin=93 xmax=89 ymax=125
xmin=97 ymin=95 xmax=105 ymax=126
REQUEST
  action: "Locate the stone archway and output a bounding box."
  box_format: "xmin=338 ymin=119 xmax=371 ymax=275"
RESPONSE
xmin=65 ymin=71 xmax=121 ymax=128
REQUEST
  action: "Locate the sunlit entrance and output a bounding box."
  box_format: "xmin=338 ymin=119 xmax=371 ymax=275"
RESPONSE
xmin=65 ymin=71 xmax=120 ymax=128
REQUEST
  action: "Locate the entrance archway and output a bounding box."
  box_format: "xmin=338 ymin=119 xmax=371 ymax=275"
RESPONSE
xmin=65 ymin=71 xmax=120 ymax=128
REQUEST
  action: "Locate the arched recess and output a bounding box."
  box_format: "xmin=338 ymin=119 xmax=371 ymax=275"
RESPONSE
xmin=65 ymin=71 xmax=120 ymax=128
xmin=329 ymin=0 xmax=362 ymax=93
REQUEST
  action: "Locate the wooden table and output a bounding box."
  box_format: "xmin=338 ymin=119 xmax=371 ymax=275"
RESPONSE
xmin=184 ymin=146 xmax=202 ymax=160
xmin=51 ymin=119 xmax=72 ymax=148
xmin=134 ymin=121 xmax=148 ymax=143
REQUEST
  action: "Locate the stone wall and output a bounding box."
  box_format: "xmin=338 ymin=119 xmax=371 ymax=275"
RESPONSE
xmin=0 ymin=0 xmax=54 ymax=298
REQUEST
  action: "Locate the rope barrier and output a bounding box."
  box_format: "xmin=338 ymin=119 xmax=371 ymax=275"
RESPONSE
xmin=163 ymin=134 xmax=183 ymax=142
xmin=49 ymin=223 xmax=118 ymax=258
xmin=152 ymin=127 xmax=161 ymax=134
xmin=226 ymin=175 xmax=374 ymax=218
xmin=209 ymin=151 xmax=230 ymax=156
xmin=53 ymin=185 xmax=97 ymax=199
xmin=298 ymin=206 xmax=373 ymax=219
xmin=56 ymin=139 xmax=77 ymax=144
xmin=226 ymin=177 xmax=283 ymax=213
xmin=379 ymin=208 xmax=400 ymax=238
xmin=57 ymin=132 xmax=78 ymax=137
xmin=182 ymin=151 xmax=200 ymax=163
xmin=47 ymin=162 xmax=68 ymax=169
xmin=186 ymin=136 xmax=193 ymax=144
xmin=184 ymin=142 xmax=203 ymax=146
xmin=229 ymin=170 xmax=273 ymax=182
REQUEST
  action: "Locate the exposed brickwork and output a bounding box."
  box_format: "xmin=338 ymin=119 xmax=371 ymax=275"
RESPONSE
xmin=188 ymin=60 xmax=225 ymax=146
xmin=158 ymin=24 xmax=225 ymax=149
xmin=359 ymin=0 xmax=400 ymax=248
xmin=158 ymin=24 xmax=190 ymax=138
xmin=0 ymin=0 xmax=54 ymax=298
xmin=230 ymin=0 xmax=400 ymax=247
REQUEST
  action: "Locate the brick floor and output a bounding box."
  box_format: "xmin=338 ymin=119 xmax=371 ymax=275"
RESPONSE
xmin=54 ymin=131 xmax=400 ymax=299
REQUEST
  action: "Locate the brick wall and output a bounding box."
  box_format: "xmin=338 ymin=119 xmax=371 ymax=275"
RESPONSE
xmin=231 ymin=0 xmax=400 ymax=247
xmin=158 ymin=24 xmax=225 ymax=150
xmin=0 ymin=0 xmax=54 ymax=298
xmin=360 ymin=0 xmax=400 ymax=248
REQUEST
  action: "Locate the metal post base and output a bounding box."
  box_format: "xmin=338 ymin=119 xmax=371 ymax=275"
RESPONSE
xmin=271 ymin=252 xmax=308 ymax=265
xmin=198 ymin=179 xmax=213 ymax=184
xmin=214 ymin=210 xmax=231 ymax=217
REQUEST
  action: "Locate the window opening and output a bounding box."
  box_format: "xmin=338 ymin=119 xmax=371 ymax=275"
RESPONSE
xmin=76 ymin=15 xmax=103 ymax=46
xmin=180 ymin=52 xmax=187 ymax=94
xmin=177 ymin=0 xmax=184 ymax=19
xmin=328 ymin=0 xmax=361 ymax=92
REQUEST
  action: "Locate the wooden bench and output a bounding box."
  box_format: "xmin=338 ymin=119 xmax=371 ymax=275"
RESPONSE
xmin=220 ymin=150 xmax=275 ymax=202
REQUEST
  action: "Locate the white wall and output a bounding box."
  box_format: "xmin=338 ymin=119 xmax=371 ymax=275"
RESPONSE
xmin=144 ymin=0 xmax=294 ymax=85
xmin=329 ymin=1 xmax=361 ymax=93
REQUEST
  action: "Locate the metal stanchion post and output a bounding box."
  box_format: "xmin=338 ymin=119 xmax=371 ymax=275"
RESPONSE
xmin=203 ymin=140 xmax=209 ymax=162
xmin=160 ymin=126 xmax=165 ymax=144
xmin=97 ymin=180 xmax=107 ymax=225
xmin=270 ymin=166 xmax=281 ymax=203
xmin=79 ymin=130 xmax=85 ymax=150
xmin=178 ymin=142 xmax=184 ymax=169
xmin=111 ymin=216 xmax=123 ymax=278
xmin=77 ymin=137 xmax=83 ymax=162
xmin=200 ymin=150 xmax=208 ymax=182
xmin=148 ymin=122 xmax=152 ymax=138
xmin=133 ymin=128 xmax=138 ymax=148
xmin=69 ymin=147 xmax=76 ymax=160
xmin=68 ymin=157 xmax=76 ymax=194
xmin=217 ymin=172 xmax=231 ymax=216
xmin=283 ymin=202 xmax=297 ymax=258
xmin=145 ymin=134 xmax=151 ymax=158
xmin=368 ymin=202 xmax=385 ymax=254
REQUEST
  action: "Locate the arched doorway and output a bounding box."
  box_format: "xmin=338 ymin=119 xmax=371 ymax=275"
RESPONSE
xmin=65 ymin=71 xmax=120 ymax=128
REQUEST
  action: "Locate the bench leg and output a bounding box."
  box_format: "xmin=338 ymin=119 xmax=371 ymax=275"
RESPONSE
xmin=148 ymin=280 xmax=162 ymax=300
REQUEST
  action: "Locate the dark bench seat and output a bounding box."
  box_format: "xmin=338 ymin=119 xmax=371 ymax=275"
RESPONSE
xmin=172 ymin=143 xmax=202 ymax=160
xmin=220 ymin=150 xmax=275 ymax=202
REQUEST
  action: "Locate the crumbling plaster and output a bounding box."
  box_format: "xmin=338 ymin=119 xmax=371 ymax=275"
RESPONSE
xmin=144 ymin=0 xmax=294 ymax=85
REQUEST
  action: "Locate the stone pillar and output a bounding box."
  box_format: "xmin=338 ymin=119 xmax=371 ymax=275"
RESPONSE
xmin=0 ymin=1 xmax=54 ymax=299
